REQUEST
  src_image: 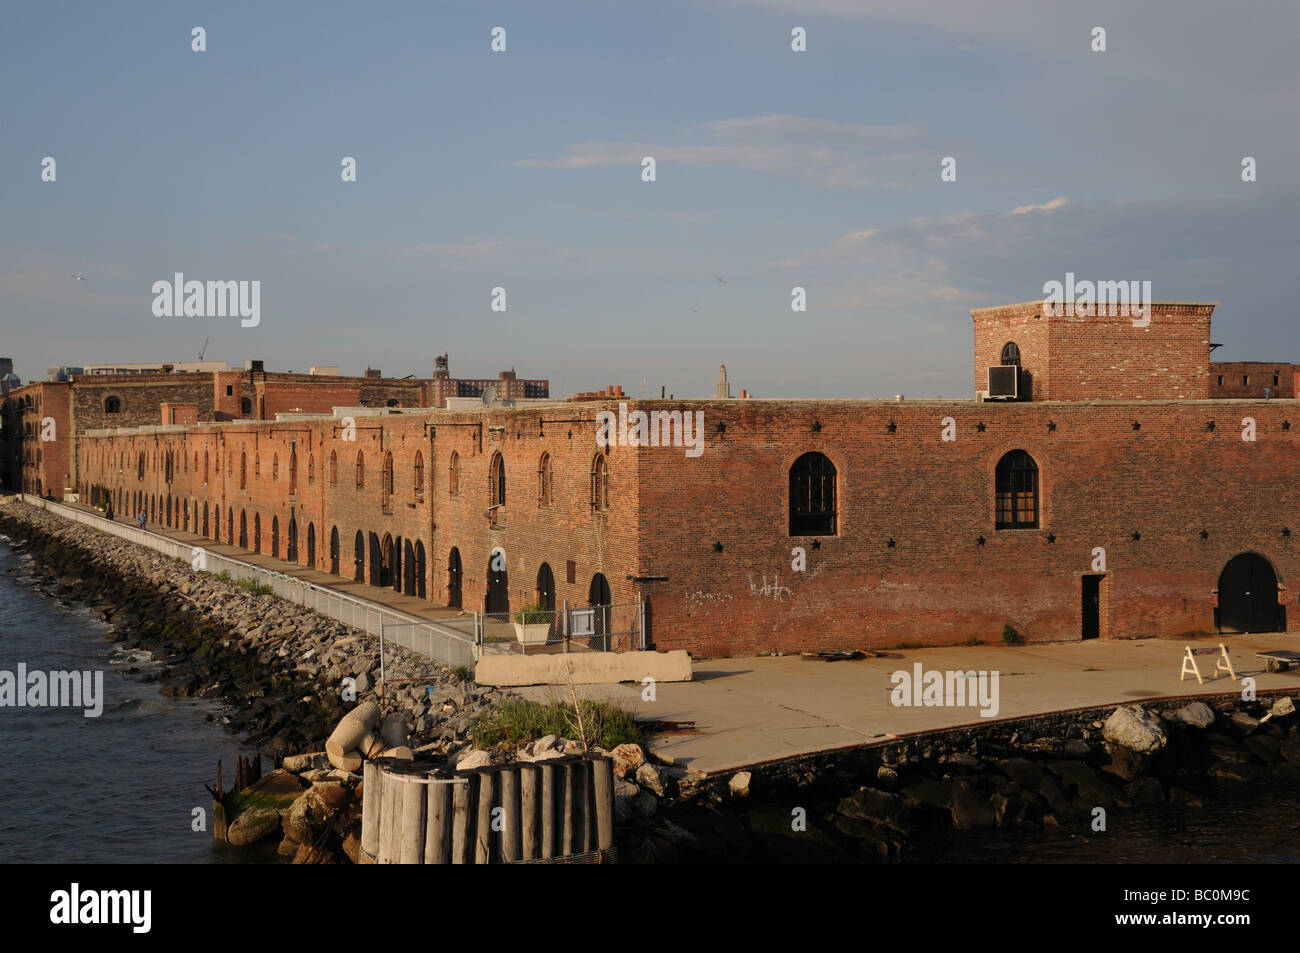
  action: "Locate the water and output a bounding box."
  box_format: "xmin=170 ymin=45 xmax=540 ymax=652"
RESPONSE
xmin=928 ymin=785 xmax=1300 ymax=863
xmin=0 ymin=536 xmax=267 ymax=863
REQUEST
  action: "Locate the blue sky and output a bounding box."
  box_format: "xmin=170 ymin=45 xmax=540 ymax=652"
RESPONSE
xmin=3 ymin=0 xmax=1298 ymax=398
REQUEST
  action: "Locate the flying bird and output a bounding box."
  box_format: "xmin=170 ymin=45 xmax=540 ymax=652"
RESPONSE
xmin=71 ymin=274 xmax=88 ymax=281
xmin=714 ymin=275 xmax=726 ymax=283
xmin=691 ymin=308 xmax=702 ymax=313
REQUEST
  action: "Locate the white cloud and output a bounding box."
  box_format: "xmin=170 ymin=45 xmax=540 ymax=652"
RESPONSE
xmin=512 ymin=115 xmax=935 ymax=189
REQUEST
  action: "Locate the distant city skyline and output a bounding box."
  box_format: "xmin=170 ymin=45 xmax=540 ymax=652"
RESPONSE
xmin=5 ymin=0 xmax=1298 ymax=399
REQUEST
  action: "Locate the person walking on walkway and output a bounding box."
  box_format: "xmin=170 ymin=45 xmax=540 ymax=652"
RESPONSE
xmin=137 ymin=511 xmax=147 ymax=529
xmin=103 ymin=499 xmax=113 ymax=521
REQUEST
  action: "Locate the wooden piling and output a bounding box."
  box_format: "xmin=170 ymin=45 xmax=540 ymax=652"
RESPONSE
xmin=539 ymin=762 xmax=557 ymax=860
xmin=398 ymin=775 xmax=426 ymax=865
xmin=361 ymin=760 xmax=381 ymax=859
xmin=500 ymin=767 xmax=521 ymax=863
xmin=591 ymin=756 xmax=615 ymax=851
xmin=575 ymin=758 xmax=593 ymax=853
xmin=520 ymin=764 xmax=540 ymax=861
xmin=425 ymin=775 xmax=452 ymax=865
xmin=559 ymin=759 xmax=575 ymax=857
xmin=378 ymin=765 xmax=402 ymax=864
xmin=475 ymin=768 xmax=497 ymax=864
xmin=451 ymin=772 xmax=477 ymax=864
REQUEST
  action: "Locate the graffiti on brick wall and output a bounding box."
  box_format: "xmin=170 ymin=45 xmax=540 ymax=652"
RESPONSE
xmin=748 ymin=573 xmax=793 ymax=601
xmin=685 ymin=589 xmax=733 ymax=606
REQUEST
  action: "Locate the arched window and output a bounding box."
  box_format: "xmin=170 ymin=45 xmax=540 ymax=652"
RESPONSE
xmin=193 ymin=452 xmax=199 ymax=474
xmin=137 ymin=452 xmax=145 ymax=480
xmin=203 ymin=450 xmax=209 ymax=484
xmin=590 ymin=452 xmax=609 ymax=511
xmin=329 ymin=450 xmax=337 ymax=485
xmin=489 ymin=452 xmax=505 ymax=509
xmin=789 ymin=452 xmax=837 ymax=536
xmin=289 ymin=450 xmax=297 ymax=494
xmin=1000 ymin=342 xmax=1021 ymax=366
xmin=240 ymin=396 xmax=252 ymax=416
xmin=272 ymin=453 xmax=279 ymax=481
xmin=355 ymin=450 xmax=365 ymax=488
xmin=308 ymin=454 xmax=315 ymax=485
xmin=537 ymin=452 xmax=552 ymax=506
xmin=382 ymin=451 xmax=394 ymax=510
xmin=413 ymin=452 xmax=424 ymax=502
xmin=448 ymin=452 xmax=460 ymax=496
xmin=254 ymin=453 xmax=260 ymax=477
xmin=995 ymin=450 xmax=1039 ymax=529
xmin=104 ymin=396 xmax=122 ymax=414
xmin=240 ymin=451 xmax=247 ymax=489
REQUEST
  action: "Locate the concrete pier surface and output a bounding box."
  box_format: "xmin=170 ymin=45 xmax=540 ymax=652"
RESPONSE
xmin=515 ymin=635 xmax=1300 ymax=777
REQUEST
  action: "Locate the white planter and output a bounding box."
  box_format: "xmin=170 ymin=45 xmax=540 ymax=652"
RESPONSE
xmin=513 ymin=621 xmax=551 ymax=645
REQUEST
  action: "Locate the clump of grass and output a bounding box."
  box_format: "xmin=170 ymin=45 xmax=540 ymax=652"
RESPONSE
xmin=966 ymin=636 xmax=983 ymax=646
xmin=470 ymin=696 xmax=641 ymax=751
xmin=1002 ymin=625 xmax=1025 ymax=646
xmin=450 ymin=665 xmax=473 ymax=683
xmin=236 ymin=578 xmax=272 ymax=596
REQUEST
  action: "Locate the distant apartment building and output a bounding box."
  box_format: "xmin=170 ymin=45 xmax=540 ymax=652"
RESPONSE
xmin=426 ymin=354 xmax=548 ymax=407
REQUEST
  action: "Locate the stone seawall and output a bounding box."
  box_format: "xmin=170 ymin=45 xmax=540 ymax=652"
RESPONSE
xmin=0 ymin=501 xmax=500 ymax=759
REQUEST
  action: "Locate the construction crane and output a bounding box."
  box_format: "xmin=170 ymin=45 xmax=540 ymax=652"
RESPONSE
xmin=198 ymin=336 xmax=209 ymax=361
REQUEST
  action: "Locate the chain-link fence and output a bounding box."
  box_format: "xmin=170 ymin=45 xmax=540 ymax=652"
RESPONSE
xmin=22 ymin=495 xmax=478 ymax=670
xmin=474 ymin=601 xmax=644 ymax=655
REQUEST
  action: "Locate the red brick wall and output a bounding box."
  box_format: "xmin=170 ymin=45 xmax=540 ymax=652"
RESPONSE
xmin=630 ymin=398 xmax=1297 ymax=656
xmin=1210 ymin=362 xmax=1296 ymax=399
xmin=973 ymin=301 xmax=1214 ymax=401
xmin=7 ymin=383 xmax=72 ymax=497
xmin=76 ymin=395 xmax=1300 ymax=659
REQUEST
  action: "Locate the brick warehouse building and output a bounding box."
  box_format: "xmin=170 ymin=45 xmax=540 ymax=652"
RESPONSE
xmin=63 ymin=301 xmax=1300 ymax=656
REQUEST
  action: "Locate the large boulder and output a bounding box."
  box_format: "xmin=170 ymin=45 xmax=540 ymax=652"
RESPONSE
xmin=949 ymin=780 xmax=995 ymax=830
xmin=1103 ymin=706 xmax=1168 ymax=753
xmin=609 ymin=743 xmax=645 ymax=779
xmin=227 ymin=806 xmax=282 ymax=846
xmin=1175 ymin=701 xmax=1216 ymax=728
xmin=837 ymin=786 xmax=912 ymax=835
xmin=283 ymin=782 xmax=349 ymax=843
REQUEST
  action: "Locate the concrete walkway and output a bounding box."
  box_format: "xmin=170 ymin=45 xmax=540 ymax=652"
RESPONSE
xmin=518 ymin=634 xmax=1300 ymax=777
xmin=81 ymin=505 xmax=475 ymax=627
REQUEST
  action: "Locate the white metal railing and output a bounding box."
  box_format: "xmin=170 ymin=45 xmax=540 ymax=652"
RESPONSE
xmin=18 ymin=495 xmax=478 ymax=669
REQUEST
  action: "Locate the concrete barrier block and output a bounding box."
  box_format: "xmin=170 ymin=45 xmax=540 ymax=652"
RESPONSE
xmin=474 ymin=650 xmax=692 ymax=687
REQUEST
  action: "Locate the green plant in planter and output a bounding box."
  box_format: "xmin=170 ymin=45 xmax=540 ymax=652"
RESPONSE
xmin=512 ymin=603 xmax=549 ymax=625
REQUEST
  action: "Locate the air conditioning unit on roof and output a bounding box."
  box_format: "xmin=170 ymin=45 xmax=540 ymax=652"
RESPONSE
xmin=987 ymin=365 xmax=1019 ymax=399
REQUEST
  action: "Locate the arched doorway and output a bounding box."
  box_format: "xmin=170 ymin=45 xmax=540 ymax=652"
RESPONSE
xmin=307 ymin=523 xmax=316 ymax=568
xmin=254 ymin=513 xmax=262 ymax=553
xmin=354 ymin=531 xmax=365 ymax=581
xmin=288 ymin=515 xmax=298 ymax=563
xmin=382 ymin=533 xmax=394 ymax=589
xmin=391 ymin=535 xmax=402 ymax=593
xmin=1218 ymin=553 xmax=1283 ymax=633
xmin=330 ymin=527 xmax=340 ymax=574
xmin=447 ymin=547 xmax=462 ymax=609
xmin=368 ymin=533 xmax=382 ymax=587
xmin=227 ymin=508 xmax=233 ymax=543
xmin=404 ymin=540 xmax=416 ymax=595
xmin=536 ymin=563 xmax=556 ymax=612
xmin=486 ymin=549 xmax=509 ymax=615
xmin=589 ymin=573 xmax=612 ymax=642
xmin=239 ymin=510 xmax=247 ymax=549
xmin=271 ymin=516 xmax=279 ymax=558
xmin=415 ymin=541 xmax=427 ymax=599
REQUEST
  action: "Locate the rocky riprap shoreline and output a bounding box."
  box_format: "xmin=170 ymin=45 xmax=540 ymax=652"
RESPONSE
xmin=640 ymin=694 xmax=1300 ymax=863
xmin=0 ymin=503 xmax=507 ymax=761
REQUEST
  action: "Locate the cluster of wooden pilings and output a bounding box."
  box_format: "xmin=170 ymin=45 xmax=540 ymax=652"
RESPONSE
xmin=362 ymin=756 xmax=617 ymax=864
